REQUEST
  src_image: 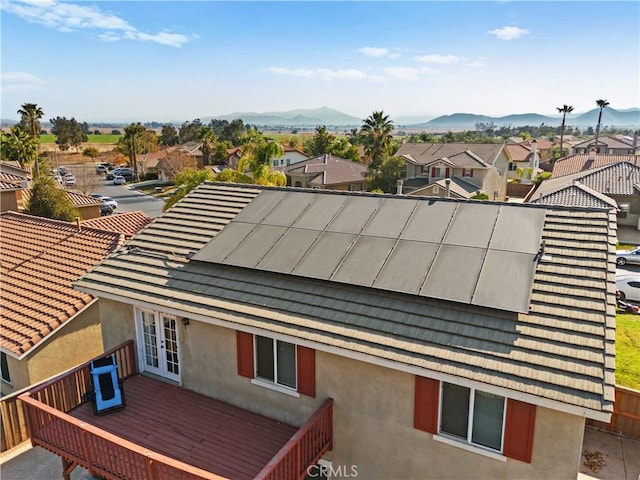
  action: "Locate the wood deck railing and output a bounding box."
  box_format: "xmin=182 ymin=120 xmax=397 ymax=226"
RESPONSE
xmin=255 ymin=398 xmax=334 ymax=480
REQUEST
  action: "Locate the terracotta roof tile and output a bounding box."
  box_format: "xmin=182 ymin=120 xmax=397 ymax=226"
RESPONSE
xmin=21 ymin=188 xmax=102 ymax=208
xmin=506 ymin=143 xmax=532 ymax=162
xmin=552 ymin=154 xmax=636 ymax=178
xmin=81 ymin=211 xmax=154 ymax=238
xmin=0 ymin=212 xmax=124 ymax=357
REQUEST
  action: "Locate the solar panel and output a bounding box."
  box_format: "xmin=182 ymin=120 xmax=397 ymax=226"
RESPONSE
xmin=194 ymin=190 xmax=547 ymax=313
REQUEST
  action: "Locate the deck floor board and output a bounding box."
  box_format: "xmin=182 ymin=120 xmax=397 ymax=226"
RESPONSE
xmin=70 ymin=375 xmax=297 ymax=479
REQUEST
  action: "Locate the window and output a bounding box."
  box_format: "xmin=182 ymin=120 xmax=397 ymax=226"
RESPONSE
xmin=463 ymin=169 xmax=473 ymax=178
xmin=256 ymin=336 xmax=297 ymax=389
xmin=1 ymin=352 xmax=10 ymax=384
xmin=440 ymin=383 xmax=505 ymax=451
xmin=432 ymin=167 xmax=444 ymax=178
xmin=508 ymin=163 xmax=517 ymax=172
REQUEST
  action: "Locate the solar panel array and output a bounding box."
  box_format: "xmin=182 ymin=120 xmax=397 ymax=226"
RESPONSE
xmin=193 ymin=190 xmax=547 ymax=313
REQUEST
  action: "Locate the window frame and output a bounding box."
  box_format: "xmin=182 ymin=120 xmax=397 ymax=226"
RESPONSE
xmin=438 ymin=382 xmax=507 ymax=453
xmin=1 ymin=352 xmax=11 ymax=384
xmin=254 ymin=335 xmax=297 ymax=391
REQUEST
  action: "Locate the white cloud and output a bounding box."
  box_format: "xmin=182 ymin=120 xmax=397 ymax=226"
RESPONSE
xmin=466 ymin=57 xmax=487 ymax=68
xmin=487 ymin=26 xmax=530 ymax=41
xmin=0 ymin=71 xmax=47 ymax=92
xmin=1 ymin=0 xmax=190 ymax=47
xmin=358 ymin=47 xmax=401 ymax=59
xmin=383 ymin=66 xmax=437 ymax=81
xmin=415 ymin=54 xmax=460 ymax=64
xmin=267 ymin=67 xmax=368 ymax=81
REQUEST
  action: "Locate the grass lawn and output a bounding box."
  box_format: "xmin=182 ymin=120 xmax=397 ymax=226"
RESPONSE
xmin=616 ymin=312 xmax=640 ymax=389
xmin=39 ymin=134 xmax=121 ymax=143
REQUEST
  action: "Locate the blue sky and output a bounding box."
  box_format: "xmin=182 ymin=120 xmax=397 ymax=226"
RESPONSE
xmin=1 ymin=1 xmax=639 ymax=123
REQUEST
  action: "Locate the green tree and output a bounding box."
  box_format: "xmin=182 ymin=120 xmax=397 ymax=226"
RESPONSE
xmin=361 ymin=111 xmax=394 ymax=170
xmin=82 ymin=147 xmax=100 ymax=159
xmin=117 ymin=123 xmax=157 ymax=181
xmin=346 ymin=127 xmax=361 ymax=145
xmin=241 ymin=133 xmax=285 ymax=184
xmin=25 ymin=176 xmax=79 ymax=221
xmin=366 ymin=156 xmax=404 ymax=193
xmin=50 ymin=116 xmax=87 ymax=151
xmin=179 ymin=119 xmax=203 ymax=143
xmin=556 ymin=104 xmax=574 ymax=163
xmin=159 ymin=124 xmax=179 ymax=146
xmin=197 ymin=126 xmax=217 ymax=166
xmin=305 ymin=125 xmax=336 ymax=156
xmin=1 ymin=126 xmax=39 ymax=169
xmin=595 ymin=99 xmax=610 ymax=149
xmin=163 ymin=168 xmax=215 ymax=211
xmin=16 ymin=103 xmax=44 ymax=175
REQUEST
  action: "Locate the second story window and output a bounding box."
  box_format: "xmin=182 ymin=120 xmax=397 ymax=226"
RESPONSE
xmin=255 ymin=336 xmax=297 ymax=389
xmin=1 ymin=352 xmax=11 ymax=384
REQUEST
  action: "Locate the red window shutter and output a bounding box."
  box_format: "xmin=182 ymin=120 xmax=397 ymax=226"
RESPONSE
xmin=470 ymin=169 xmax=474 ymax=177
xmin=236 ymin=331 xmax=254 ymax=378
xmin=445 ymin=168 xmax=450 ymax=178
xmin=461 ymin=169 xmax=466 ymax=177
xmin=431 ymin=167 xmax=436 ymax=177
xmin=503 ymin=399 xmax=536 ymax=463
xmin=296 ymin=346 xmax=316 ymax=397
xmin=414 ymin=376 xmax=439 ymax=433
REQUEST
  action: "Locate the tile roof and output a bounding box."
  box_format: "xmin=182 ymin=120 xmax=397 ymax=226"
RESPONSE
xmin=0 ymin=180 xmax=23 ymax=191
xmin=531 ymin=182 xmax=619 ymax=209
xmin=396 ymin=143 xmax=505 ymax=166
xmin=0 ymin=172 xmax=28 ymax=184
xmin=21 ymin=189 xmax=102 ymax=208
xmin=0 ymin=212 xmax=124 ymax=357
xmin=81 ymin=211 xmax=154 ymax=238
xmin=532 ymin=162 xmax=640 ymax=201
xmin=408 ymin=176 xmax=482 ymax=199
xmin=285 ymin=154 xmax=368 ymax=186
xmin=552 ymin=154 xmax=637 ymax=178
xmin=0 ymin=163 xmax=30 ymax=179
xmin=505 ymin=144 xmax=532 ymax=162
xmin=572 ymin=135 xmax=634 ymax=149
xmin=76 ymin=183 xmax=616 ymax=419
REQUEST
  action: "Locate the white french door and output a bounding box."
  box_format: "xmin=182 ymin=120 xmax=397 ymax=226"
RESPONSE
xmin=136 ymin=309 xmax=181 ymax=383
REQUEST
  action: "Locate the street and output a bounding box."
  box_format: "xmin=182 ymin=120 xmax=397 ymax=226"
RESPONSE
xmin=93 ymin=180 xmax=165 ymax=218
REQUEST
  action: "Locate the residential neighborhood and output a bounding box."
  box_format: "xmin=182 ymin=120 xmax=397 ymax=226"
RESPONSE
xmin=1 ymin=1 xmax=640 ymax=479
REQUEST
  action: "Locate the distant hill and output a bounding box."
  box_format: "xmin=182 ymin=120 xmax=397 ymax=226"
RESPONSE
xmin=207 ymin=107 xmax=362 ymax=126
xmin=420 ymin=108 xmax=640 ymax=129
xmin=0 ymin=118 xmax=18 ymax=129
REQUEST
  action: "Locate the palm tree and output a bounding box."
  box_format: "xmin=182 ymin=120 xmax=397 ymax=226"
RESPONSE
xmin=594 ymin=99 xmax=610 ymax=151
xmin=361 ymin=111 xmax=394 ymax=169
xmin=17 ymin=103 xmax=44 ymax=175
xmin=556 ymin=104 xmax=574 ymax=163
xmin=1 ymin=126 xmax=39 ymax=169
xmin=197 ymin=126 xmax=217 ymax=166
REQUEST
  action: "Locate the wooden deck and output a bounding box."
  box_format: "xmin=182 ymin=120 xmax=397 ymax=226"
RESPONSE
xmin=69 ymin=375 xmax=297 ymax=480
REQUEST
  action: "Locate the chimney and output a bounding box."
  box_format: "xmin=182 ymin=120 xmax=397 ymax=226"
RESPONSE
xmin=445 ymin=178 xmax=451 ymax=198
xmin=528 ymin=140 xmax=539 ymax=183
xmin=396 ymin=179 xmax=404 ymax=195
xmin=76 ymin=217 xmax=81 ymax=231
xmin=588 ymin=148 xmax=597 ymax=161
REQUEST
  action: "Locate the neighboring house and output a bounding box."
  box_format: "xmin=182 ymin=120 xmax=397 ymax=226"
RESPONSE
xmin=407 ymin=176 xmax=484 ymax=199
xmin=0 ymin=163 xmax=31 ymax=185
xmin=81 ymin=211 xmax=154 ymax=238
xmin=21 ymin=189 xmax=103 ymax=220
xmin=67 ymin=183 xmax=615 ymax=480
xmin=271 ymin=146 xmax=309 ymax=168
xmin=571 ymin=135 xmax=635 ymax=155
xmin=284 ymin=154 xmax=368 ymax=191
xmin=178 ymin=141 xmax=203 ymax=168
xmin=529 ymin=161 xmax=640 ymax=228
xmin=505 ymin=142 xmax=542 ymax=182
xmin=0 ymin=212 xmax=125 ymax=395
xmin=0 ymin=178 xmax=27 ymax=213
xmin=530 ymin=181 xmax=619 ymax=211
xmin=226 ymin=147 xmax=243 ymax=169
xmin=551 ymin=151 xmax=637 ymax=178
xmin=395 ymin=143 xmax=508 ymax=200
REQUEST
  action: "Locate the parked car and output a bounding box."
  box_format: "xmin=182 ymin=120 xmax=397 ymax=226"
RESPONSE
xmin=616 ymin=247 xmax=640 ymax=266
xmin=96 ymin=165 xmax=108 ymax=174
xmin=106 ymin=172 xmax=115 ymax=181
xmin=113 ymin=175 xmax=126 ymax=185
xmin=58 ymin=166 xmax=68 ymax=175
xmin=101 ymin=197 xmax=118 ymax=210
xmin=100 ymin=203 xmax=114 ymax=216
xmin=90 ymin=193 xmax=103 ymax=200
xmin=64 ymin=174 xmax=76 ymax=186
xmin=616 ymin=274 xmax=640 ymax=302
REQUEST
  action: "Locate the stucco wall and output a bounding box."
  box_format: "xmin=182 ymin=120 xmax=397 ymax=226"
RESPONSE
xmin=98 ymin=299 xmax=137 ymax=351
xmin=0 ymin=191 xmax=19 ymax=213
xmin=0 ymin=355 xmax=29 ymax=396
xmin=26 ymin=301 xmax=104 ymax=387
xmin=180 ymin=319 xmax=585 ymax=480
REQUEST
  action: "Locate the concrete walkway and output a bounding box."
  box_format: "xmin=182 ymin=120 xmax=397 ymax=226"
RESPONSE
xmin=579 ymin=427 xmax=640 ymax=480
xmin=0 ymin=443 xmax=93 ymax=480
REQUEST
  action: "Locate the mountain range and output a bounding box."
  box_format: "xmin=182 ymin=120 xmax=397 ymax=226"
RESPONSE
xmin=2 ymin=107 xmax=639 ymax=130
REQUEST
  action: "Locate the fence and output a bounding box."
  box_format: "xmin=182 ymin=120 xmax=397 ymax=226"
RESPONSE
xmin=587 ymin=386 xmax=640 ymax=438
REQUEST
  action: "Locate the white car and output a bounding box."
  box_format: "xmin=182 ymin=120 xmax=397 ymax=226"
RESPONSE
xmin=113 ymin=175 xmax=126 ymax=185
xmin=616 ymin=274 xmax=640 ymax=302
xmin=101 ymin=196 xmax=118 ymax=210
xmin=616 ymin=247 xmax=640 ymax=266
xmin=64 ymin=173 xmax=76 ymax=186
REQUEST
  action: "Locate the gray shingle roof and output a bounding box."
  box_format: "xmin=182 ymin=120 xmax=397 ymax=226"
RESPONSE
xmin=532 ymin=183 xmax=618 ymax=210
xmin=552 ymin=154 xmax=636 ymax=178
xmin=396 ymin=143 xmax=505 ymax=166
xmin=408 ymin=176 xmax=482 ymax=199
xmin=572 ymin=135 xmax=634 ymax=149
xmin=75 ymin=183 xmax=616 ymax=419
xmin=285 ymin=154 xmax=367 ymax=186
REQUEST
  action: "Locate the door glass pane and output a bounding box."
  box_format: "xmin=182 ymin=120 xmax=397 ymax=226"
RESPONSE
xmin=472 ymin=391 xmax=504 ymax=450
xmin=142 ymin=312 xmax=159 ymax=368
xmin=440 ymin=383 xmax=470 ymax=439
xmin=163 ymin=317 xmax=179 ymax=375
xmin=276 ymin=340 xmax=296 ymax=388
xmin=256 ymin=336 xmax=274 ymax=381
